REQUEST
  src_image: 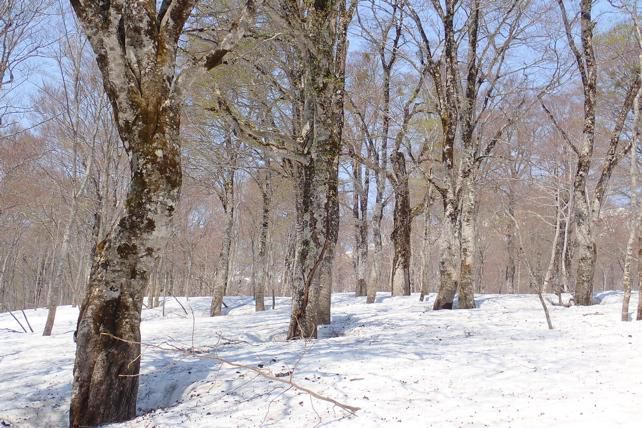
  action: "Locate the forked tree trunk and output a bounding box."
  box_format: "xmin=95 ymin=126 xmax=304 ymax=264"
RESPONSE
xmin=68 ymin=2 xmax=196 ymax=426
xmin=367 ymin=23 xmax=398 ymax=304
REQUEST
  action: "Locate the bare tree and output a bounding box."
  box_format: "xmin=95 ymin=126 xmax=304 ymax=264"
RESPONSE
xmin=67 ymin=0 xmax=256 ymax=425
xmin=557 ymin=0 xmax=640 ymax=305
xmin=0 ymin=0 xmax=50 ymax=127
xmin=409 ymin=0 xmax=534 ymax=309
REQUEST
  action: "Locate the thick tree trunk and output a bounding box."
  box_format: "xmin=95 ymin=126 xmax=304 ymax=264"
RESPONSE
xmin=287 ymin=0 xmax=348 ymax=335
xmin=434 ymin=193 xmax=459 ymax=310
xmin=70 ymin=120 xmax=182 ymax=425
xmin=557 ymin=0 xmax=597 ymax=306
xmin=68 ymin=1 xmax=196 ymax=425
xmin=390 ymin=152 xmax=411 ymax=296
xmin=318 ymin=2 xmax=349 ymax=324
xmin=318 ymin=158 xmax=339 ymax=325
xmin=288 ymin=158 xmax=323 ymax=339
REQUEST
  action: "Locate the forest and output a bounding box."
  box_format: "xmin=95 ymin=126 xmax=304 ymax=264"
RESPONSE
xmin=1 ymin=0 xmax=642 ymax=427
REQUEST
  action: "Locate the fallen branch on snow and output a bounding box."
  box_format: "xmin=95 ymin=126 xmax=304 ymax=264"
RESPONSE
xmin=101 ymin=332 xmax=361 ymax=414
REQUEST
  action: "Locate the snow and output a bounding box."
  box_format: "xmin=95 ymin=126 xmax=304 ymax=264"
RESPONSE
xmin=1 ymin=292 xmax=641 ymax=427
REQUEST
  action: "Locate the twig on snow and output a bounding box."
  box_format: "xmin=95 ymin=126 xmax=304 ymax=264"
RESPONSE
xmin=100 ymin=332 xmax=361 ymax=414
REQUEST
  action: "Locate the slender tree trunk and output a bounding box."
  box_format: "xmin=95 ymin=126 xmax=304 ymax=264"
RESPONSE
xmin=622 ymin=224 xmax=636 ymax=321
xmin=43 ymin=161 xmax=92 ymax=336
xmin=352 ymin=153 xmax=369 ymax=297
xmin=637 ymin=207 xmax=642 ymax=320
xmin=419 ymin=188 xmax=433 ymax=301
xmin=458 ymin=172 xmax=476 ymax=309
xmin=505 ymin=181 xmax=517 ymax=294
xmin=543 ymin=188 xmax=564 ymax=295
xmin=211 ymin=157 xmax=236 ymax=317
xmin=256 ymin=168 xmax=272 ymax=312
xmin=622 ymin=84 xmax=641 ymax=321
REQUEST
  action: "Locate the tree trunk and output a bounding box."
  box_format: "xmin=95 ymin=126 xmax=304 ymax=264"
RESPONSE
xmin=505 ymin=180 xmax=517 ymax=294
xmin=434 ymin=193 xmax=459 ymax=310
xmin=288 ymin=157 xmax=323 ymax=339
xmin=70 ymin=116 xmax=182 ymax=425
xmin=543 ymin=188 xmax=564 ymax=295
xmin=623 ymin=78 xmax=641 ymax=321
xmin=390 ymin=151 xmax=411 ymax=296
xmin=352 ymin=153 xmax=369 ymax=297
xmin=419 ymin=188 xmax=433 ymax=301
xmin=68 ymin=2 xmax=195 ymax=425
xmin=458 ymin=172 xmax=476 ymax=309
xmin=210 ymin=153 xmax=236 ymax=317
xmin=256 ymin=168 xmax=272 ymax=312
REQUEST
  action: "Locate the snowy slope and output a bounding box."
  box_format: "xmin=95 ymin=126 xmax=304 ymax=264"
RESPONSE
xmin=1 ymin=292 xmax=641 ymax=427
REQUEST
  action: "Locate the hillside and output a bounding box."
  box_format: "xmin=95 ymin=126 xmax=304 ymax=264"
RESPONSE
xmin=1 ymin=292 xmax=641 ymax=427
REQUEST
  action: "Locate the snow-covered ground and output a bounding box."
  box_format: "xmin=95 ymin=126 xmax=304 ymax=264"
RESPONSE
xmin=1 ymin=292 xmax=641 ymax=427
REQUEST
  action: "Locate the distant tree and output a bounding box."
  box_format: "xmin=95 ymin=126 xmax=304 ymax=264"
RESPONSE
xmin=0 ymin=0 xmax=50 ymax=127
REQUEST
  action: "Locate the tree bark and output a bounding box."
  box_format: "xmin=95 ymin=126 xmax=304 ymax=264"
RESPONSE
xmin=434 ymin=193 xmax=459 ymax=310
xmin=419 ymin=188 xmax=433 ymax=301
xmin=287 ymin=0 xmax=349 ymax=336
xmin=210 ymin=138 xmax=237 ymax=317
xmin=390 ymin=151 xmax=411 ymax=296
xmin=255 ymin=167 xmax=271 ymax=312
xmin=68 ymin=1 xmax=196 ymax=425
xmin=458 ymin=171 xmax=476 ymax=309
xmin=352 ymin=151 xmax=369 ymax=297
